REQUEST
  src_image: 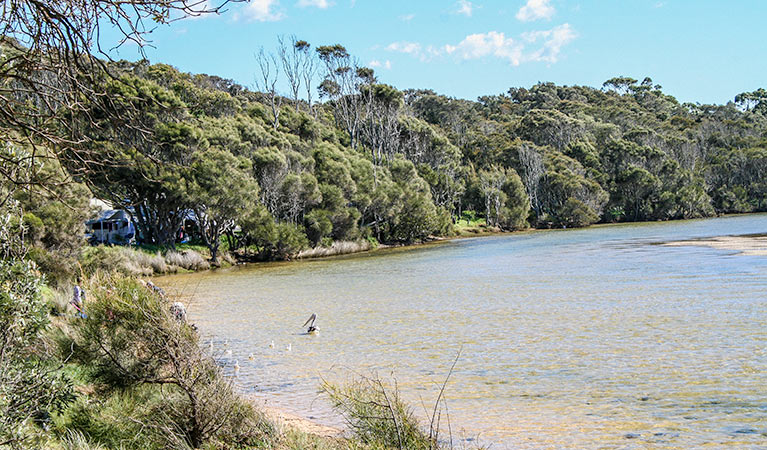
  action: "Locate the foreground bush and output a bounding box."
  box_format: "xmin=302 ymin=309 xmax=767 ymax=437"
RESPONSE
xmin=61 ymin=274 xmax=273 ymax=449
xmin=322 ymin=375 xmax=439 ymax=450
xmin=0 ymin=204 xmax=74 ymax=449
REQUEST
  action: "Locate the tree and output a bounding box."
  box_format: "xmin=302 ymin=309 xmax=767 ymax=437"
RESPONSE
xmin=189 ymin=148 xmax=258 ymax=264
xmin=71 ymin=275 xmax=264 ymax=449
xmin=0 ymin=0 xmax=243 ymax=191
xmin=317 ymin=44 xmax=375 ymax=149
xmin=360 ymin=84 xmax=403 ymax=168
xmin=602 ymin=76 xmax=638 ymax=95
xmin=478 ymin=166 xmax=529 ymax=230
xmin=255 ymin=47 xmax=283 ymax=131
xmin=735 ymin=88 xmax=767 ymax=114
xmin=297 ymin=40 xmax=319 ymax=116
xmin=517 ymin=143 xmax=546 ymax=218
xmin=9 ymin=146 xmax=92 ymax=285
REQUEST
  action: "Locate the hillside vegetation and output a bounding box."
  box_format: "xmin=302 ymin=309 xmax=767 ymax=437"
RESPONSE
xmin=15 ymin=50 xmax=767 ymax=274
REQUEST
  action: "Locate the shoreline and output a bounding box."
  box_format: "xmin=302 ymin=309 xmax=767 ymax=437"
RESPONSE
xmin=155 ymin=212 xmax=767 ymax=278
xmin=246 ymin=395 xmax=344 ymax=439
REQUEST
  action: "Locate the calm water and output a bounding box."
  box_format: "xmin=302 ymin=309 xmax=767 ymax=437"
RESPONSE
xmin=158 ymin=215 xmax=767 ymax=449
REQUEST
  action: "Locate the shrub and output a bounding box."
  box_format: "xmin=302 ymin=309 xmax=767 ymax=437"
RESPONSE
xmin=556 ymin=197 xmax=598 ymax=228
xmin=0 ymin=203 xmax=74 ymax=448
xmin=67 ymin=274 xmax=272 ymax=448
xmin=322 ymin=375 xmax=436 ymax=450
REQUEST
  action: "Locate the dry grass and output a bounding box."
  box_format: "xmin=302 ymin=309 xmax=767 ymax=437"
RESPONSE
xmin=298 ymin=241 xmax=372 ymax=259
xmin=81 ymin=246 xmax=213 ymax=276
xmin=165 ymin=250 xmax=211 ymax=271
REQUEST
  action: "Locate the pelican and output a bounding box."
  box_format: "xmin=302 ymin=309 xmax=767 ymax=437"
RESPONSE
xmin=234 ymin=360 xmax=240 ymax=376
xmin=286 ymin=343 xmax=292 ymax=352
xmin=303 ymin=313 xmax=319 ymax=334
xmin=269 ymin=340 xmax=275 ymax=349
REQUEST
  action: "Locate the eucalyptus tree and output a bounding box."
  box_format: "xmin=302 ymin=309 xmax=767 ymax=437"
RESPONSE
xmin=278 ymin=35 xmax=303 ymax=113
xmin=517 ymin=143 xmax=546 ymax=218
xmin=298 ymin=40 xmax=319 ymax=116
xmin=360 ymin=84 xmax=403 ymax=168
xmin=317 ymin=44 xmax=375 ymax=149
xmin=255 ymin=46 xmax=283 ymax=131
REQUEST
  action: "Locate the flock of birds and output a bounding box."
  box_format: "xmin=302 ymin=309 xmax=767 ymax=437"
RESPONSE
xmin=210 ymin=313 xmax=319 ymax=377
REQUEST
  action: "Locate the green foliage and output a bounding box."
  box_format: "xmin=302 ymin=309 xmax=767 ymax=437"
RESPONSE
xmin=65 ymin=274 xmax=273 ymax=449
xmin=322 ymin=376 xmax=436 ymax=450
xmin=0 ymin=204 xmax=74 ymax=448
xmin=476 ymin=165 xmax=530 ymax=230
xmin=189 ymin=147 xmax=258 ymax=262
xmin=2 ymin=146 xmax=93 ymax=285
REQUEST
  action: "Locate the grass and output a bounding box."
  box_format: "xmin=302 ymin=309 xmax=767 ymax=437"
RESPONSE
xmin=297 ymin=240 xmax=373 ymax=259
xmin=80 ymin=245 xmax=214 ymax=276
xmin=453 ymin=217 xmax=495 ymax=237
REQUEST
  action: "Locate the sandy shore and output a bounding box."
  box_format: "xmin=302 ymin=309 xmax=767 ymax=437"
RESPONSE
xmin=246 ymin=395 xmax=343 ymax=439
xmin=663 ymin=234 xmax=767 ymax=255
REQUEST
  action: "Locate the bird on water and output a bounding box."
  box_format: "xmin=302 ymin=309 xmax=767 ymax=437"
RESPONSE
xmin=303 ymin=313 xmax=319 ymax=334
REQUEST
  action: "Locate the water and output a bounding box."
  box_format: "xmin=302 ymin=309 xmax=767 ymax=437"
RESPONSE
xmin=158 ymin=214 xmax=767 ymax=449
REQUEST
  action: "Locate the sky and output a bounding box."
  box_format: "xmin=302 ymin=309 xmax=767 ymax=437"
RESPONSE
xmin=104 ymin=0 xmax=767 ymax=105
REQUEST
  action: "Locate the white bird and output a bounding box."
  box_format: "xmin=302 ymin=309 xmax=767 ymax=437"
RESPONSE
xmin=248 ymin=353 xmax=255 ymax=361
xmin=224 ymin=349 xmax=233 ymax=358
xmin=303 ymin=313 xmax=319 ymax=334
xmin=285 ymin=343 xmax=292 ymax=352
xmin=269 ymin=340 xmax=275 ymax=349
xmin=209 ymin=340 xmax=214 ymax=352
xmin=223 ymin=339 xmax=229 ymax=347
xmin=233 ymin=360 xmax=240 ymax=376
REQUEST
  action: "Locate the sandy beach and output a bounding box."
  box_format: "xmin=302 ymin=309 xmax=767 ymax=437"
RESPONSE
xmin=664 ymin=234 xmax=767 ymax=255
xmin=246 ymin=395 xmax=343 ymax=439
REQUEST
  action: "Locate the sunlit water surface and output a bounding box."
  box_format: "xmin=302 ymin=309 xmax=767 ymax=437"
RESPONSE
xmin=158 ymin=215 xmax=767 ymax=449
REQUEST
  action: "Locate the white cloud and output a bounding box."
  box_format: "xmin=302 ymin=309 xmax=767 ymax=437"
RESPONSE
xmin=386 ymin=41 xmax=422 ymax=56
xmin=516 ymin=0 xmax=555 ymax=22
xmin=369 ymin=60 xmax=392 ymax=70
xmin=385 ymin=41 xmax=442 ymax=61
xmin=384 ymin=24 xmax=576 ymax=67
xmin=521 ymin=23 xmax=577 ymax=63
xmin=456 ymin=0 xmax=474 ymax=17
xmin=400 ymin=13 xmax=415 ymax=21
xmin=239 ymin=0 xmax=284 ymax=21
xmin=297 ymin=0 xmax=332 ymax=8
xmin=444 ymin=31 xmax=523 ymax=65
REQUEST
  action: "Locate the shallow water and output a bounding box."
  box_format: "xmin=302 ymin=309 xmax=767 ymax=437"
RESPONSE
xmin=158 ymin=214 xmax=767 ymax=449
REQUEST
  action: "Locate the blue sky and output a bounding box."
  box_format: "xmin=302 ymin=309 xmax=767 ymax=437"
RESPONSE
xmin=107 ymin=0 xmax=767 ymax=105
